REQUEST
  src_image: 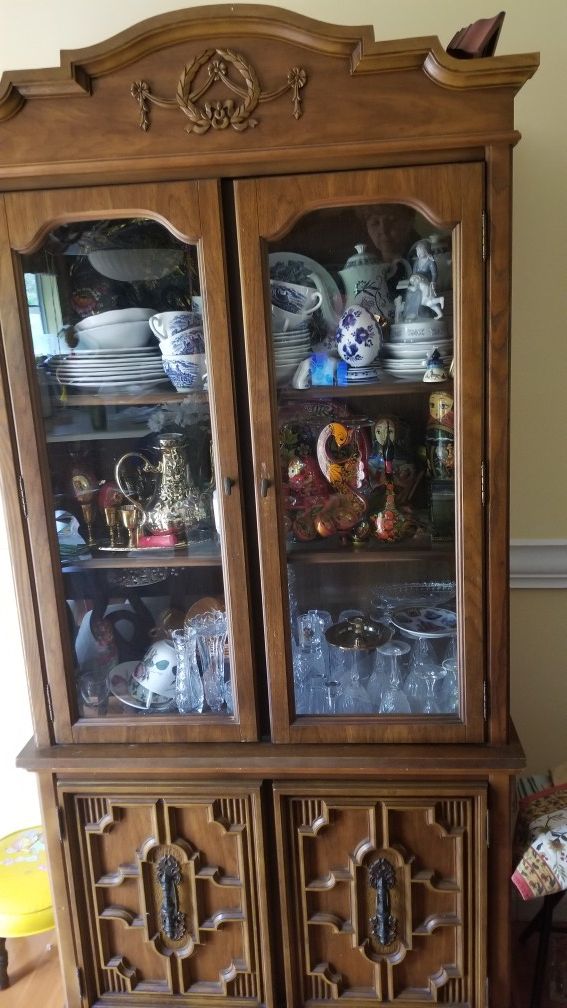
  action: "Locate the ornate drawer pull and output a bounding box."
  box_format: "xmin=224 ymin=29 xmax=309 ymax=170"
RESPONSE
xmin=369 ymin=857 xmax=398 ymax=946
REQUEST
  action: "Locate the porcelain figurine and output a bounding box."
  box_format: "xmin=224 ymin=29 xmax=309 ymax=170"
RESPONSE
xmin=423 ymin=347 xmax=449 ymax=382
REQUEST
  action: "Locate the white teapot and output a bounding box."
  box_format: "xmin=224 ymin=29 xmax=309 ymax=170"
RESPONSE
xmin=338 ymin=244 xmax=411 ymax=322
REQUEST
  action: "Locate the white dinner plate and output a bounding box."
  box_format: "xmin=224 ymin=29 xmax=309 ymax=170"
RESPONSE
xmin=60 ymin=378 xmax=170 ymax=390
xmin=55 ymin=363 xmax=165 ymax=376
xmin=50 ymin=347 xmax=158 ymax=360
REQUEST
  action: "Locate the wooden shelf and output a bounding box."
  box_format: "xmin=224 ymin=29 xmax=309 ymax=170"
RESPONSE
xmin=287 ymin=540 xmax=453 ymax=563
xmin=279 ymin=380 xmax=453 ymax=400
xmin=61 ymin=541 xmax=222 ymax=571
xmin=60 ymin=390 xmax=207 ymax=406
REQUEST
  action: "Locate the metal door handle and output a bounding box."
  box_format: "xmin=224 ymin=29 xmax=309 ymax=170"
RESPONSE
xmin=223 ymin=476 xmax=236 ymax=496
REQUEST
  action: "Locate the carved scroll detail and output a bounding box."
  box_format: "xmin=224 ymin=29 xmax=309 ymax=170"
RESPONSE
xmin=156 ymin=854 xmax=186 ymax=941
xmin=131 ymin=48 xmax=306 ymax=134
xmin=368 ymin=857 xmax=398 ymax=946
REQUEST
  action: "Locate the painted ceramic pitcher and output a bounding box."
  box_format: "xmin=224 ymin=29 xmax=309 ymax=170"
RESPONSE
xmin=338 ymin=244 xmax=411 ymax=321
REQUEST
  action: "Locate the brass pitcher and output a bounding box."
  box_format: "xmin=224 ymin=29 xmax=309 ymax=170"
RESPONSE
xmin=115 ymin=433 xmax=191 ymax=536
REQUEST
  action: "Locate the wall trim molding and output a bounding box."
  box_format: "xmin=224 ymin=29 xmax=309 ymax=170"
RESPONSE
xmin=510 ymin=540 xmax=567 ymax=588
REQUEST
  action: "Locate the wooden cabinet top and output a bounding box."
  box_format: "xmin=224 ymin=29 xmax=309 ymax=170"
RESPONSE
xmin=0 ymin=4 xmax=538 ymax=189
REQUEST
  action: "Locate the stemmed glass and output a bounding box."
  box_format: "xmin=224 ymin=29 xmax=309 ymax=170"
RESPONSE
xmin=335 ymin=652 xmax=373 ymax=714
xmin=378 ymin=641 xmax=411 ymax=714
xmin=367 ymin=647 xmax=389 ymax=712
xmin=407 ymin=637 xmax=443 ymax=714
xmin=439 ymin=657 xmax=460 ymax=713
xmin=303 ymin=610 xmax=333 ymax=676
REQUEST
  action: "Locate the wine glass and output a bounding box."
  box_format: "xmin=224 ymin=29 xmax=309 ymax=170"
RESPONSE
xmin=404 ymin=662 xmax=429 ymax=713
xmin=366 ymin=647 xmax=389 ymax=712
xmin=378 ymin=641 xmax=411 ymax=714
xmin=408 ymin=637 xmax=443 ymax=714
xmin=305 ymin=610 xmax=333 ymax=676
xmin=439 ymin=657 xmax=460 ymax=713
xmin=332 ymin=649 xmax=372 ymax=714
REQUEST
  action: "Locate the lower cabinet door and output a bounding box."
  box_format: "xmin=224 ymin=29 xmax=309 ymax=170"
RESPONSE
xmin=59 ymin=781 xmax=272 ymax=1006
xmin=273 ymin=782 xmax=487 ymax=1007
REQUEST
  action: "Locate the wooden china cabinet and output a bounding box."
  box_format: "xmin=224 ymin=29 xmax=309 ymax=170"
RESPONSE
xmin=0 ymin=8 xmax=538 ymax=1007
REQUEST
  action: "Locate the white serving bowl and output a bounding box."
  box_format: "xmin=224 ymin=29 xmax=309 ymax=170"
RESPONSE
xmin=87 ymin=249 xmax=182 ymax=282
xmin=75 ymin=308 xmax=154 ymax=330
xmin=383 ymin=339 xmax=453 ymax=359
xmin=76 ymin=321 xmax=152 ymax=350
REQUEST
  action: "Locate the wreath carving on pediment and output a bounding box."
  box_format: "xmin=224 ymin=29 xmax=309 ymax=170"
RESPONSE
xmin=131 ymin=48 xmax=307 ymax=134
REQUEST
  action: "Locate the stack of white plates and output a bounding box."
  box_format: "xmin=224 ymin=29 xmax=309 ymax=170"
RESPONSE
xmin=381 ymin=336 xmax=453 ymax=380
xmin=47 ymin=347 xmax=170 ymax=392
xmin=272 ymin=325 xmax=311 ymax=385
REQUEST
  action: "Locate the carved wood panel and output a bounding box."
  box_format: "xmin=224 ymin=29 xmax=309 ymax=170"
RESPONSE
xmin=63 ymin=784 xmax=268 ymax=1004
xmin=274 ymin=783 xmax=486 ymax=1005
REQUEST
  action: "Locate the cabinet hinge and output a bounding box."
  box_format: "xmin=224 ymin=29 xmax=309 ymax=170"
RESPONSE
xmin=76 ymin=965 xmax=85 ymax=999
xmin=17 ymin=473 xmax=28 ymax=518
xmin=485 ymin=975 xmax=490 ymax=1008
xmin=481 ymin=460 xmax=488 ymax=506
xmin=45 ymin=682 xmax=54 ymax=723
xmin=57 ymin=804 xmax=66 ymax=843
xmin=483 ymin=681 xmax=489 ymax=721
xmin=486 ymin=809 xmax=490 ymax=847
xmin=481 ymin=210 xmax=488 ymax=261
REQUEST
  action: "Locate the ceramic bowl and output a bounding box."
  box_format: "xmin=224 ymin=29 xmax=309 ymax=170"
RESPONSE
xmin=158 ymin=328 xmax=205 ymax=356
xmin=271 ymin=304 xmax=316 ymax=332
xmin=88 ymin=249 xmax=183 ymax=282
xmin=76 ymin=321 xmax=152 ymax=349
xmin=75 ymin=308 xmax=154 ymax=330
xmin=336 ymin=305 xmax=381 ymax=367
xmin=149 ymin=311 xmax=202 ymax=342
xmin=162 ymin=353 xmax=207 ymax=390
xmin=131 ymin=640 xmax=177 ymax=700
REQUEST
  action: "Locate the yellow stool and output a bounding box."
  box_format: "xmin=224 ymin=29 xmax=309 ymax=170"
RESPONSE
xmin=0 ymin=827 xmax=54 ymax=989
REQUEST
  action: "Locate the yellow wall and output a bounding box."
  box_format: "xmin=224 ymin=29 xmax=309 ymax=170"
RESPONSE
xmin=0 ymin=1 xmax=564 ymax=786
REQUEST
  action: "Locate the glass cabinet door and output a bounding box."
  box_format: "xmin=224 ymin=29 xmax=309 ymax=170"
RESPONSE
xmin=235 ymin=164 xmax=485 ymax=743
xmin=2 ymin=180 xmax=257 ymax=742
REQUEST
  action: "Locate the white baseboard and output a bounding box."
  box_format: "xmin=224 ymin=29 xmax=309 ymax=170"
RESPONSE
xmin=510 ymin=540 xmax=567 ymax=588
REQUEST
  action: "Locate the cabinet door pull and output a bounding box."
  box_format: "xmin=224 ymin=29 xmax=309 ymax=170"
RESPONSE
xmin=369 ymin=857 xmax=398 ymax=945
xmin=260 ymin=477 xmax=272 ymax=498
xmin=223 ymin=476 xmax=236 ymax=496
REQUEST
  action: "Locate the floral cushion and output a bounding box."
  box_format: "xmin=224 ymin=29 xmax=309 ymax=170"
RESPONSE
xmin=512 ymin=783 xmax=567 ymax=900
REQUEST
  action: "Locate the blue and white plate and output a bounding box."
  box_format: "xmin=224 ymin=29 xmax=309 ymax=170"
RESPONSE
xmin=390 ymin=606 xmax=457 ymax=638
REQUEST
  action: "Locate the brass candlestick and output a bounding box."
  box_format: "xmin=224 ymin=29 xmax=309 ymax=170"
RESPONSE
xmin=80 ymin=502 xmax=97 ymax=546
xmin=120 ymin=505 xmax=140 ymax=549
xmin=103 ymin=506 xmax=121 ymax=548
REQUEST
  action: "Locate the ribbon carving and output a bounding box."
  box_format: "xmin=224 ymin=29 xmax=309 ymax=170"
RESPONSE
xmin=131 ymin=48 xmax=307 ymax=134
xmin=368 ymin=857 xmax=398 ymax=946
